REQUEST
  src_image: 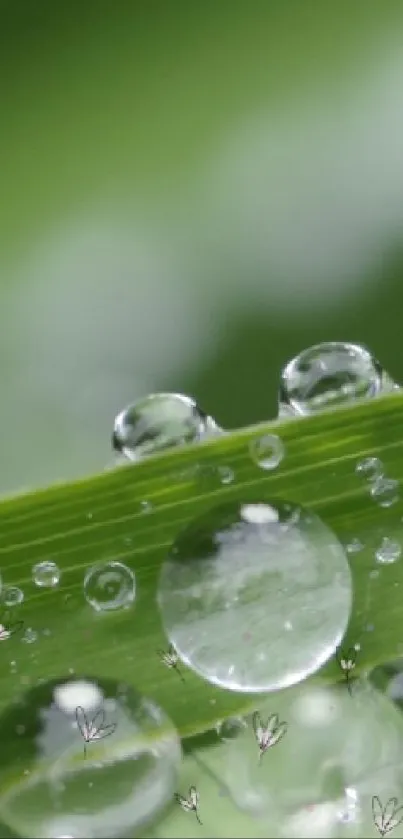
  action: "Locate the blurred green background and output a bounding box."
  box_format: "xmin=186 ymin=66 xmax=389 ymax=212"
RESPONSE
xmin=2 ymin=0 xmax=403 ymax=495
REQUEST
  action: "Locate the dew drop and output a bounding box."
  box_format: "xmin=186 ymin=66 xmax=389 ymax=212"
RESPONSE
xmin=215 ymin=717 xmax=247 ymax=741
xmin=250 ymin=434 xmax=284 ymax=470
xmin=375 ymin=536 xmax=401 ymax=565
xmin=355 ymin=457 xmax=383 ymax=482
xmin=140 ymin=500 xmax=152 ymax=514
xmin=84 ymin=560 xmax=136 ymax=612
xmin=370 ymin=477 xmax=399 ymax=508
xmin=157 ymin=499 xmax=352 ymax=692
xmin=32 ymin=561 xmax=61 ymax=589
xmin=112 ymin=392 xmax=219 ymax=462
xmin=279 ymin=342 xmax=382 ymax=416
xmin=346 ymin=537 xmax=364 ymax=554
xmin=0 ymin=677 xmax=181 ymax=838
xmin=22 ymin=628 xmax=37 ymax=644
xmin=218 ymin=465 xmax=234 ymax=485
xmin=2 ymin=586 xmax=24 ymax=607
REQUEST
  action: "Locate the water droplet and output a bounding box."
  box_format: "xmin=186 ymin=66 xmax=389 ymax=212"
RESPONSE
xmin=32 ymin=561 xmax=61 ymax=589
xmin=2 ymin=586 xmax=24 ymax=607
xmin=84 ymin=560 xmax=136 ymax=612
xmin=157 ymin=499 xmax=352 ymax=692
xmin=370 ymin=477 xmax=399 ymax=507
xmin=250 ymin=434 xmax=284 ymax=470
xmin=0 ymin=677 xmax=181 ymax=838
xmin=140 ymin=500 xmax=152 ymax=514
xmin=218 ymin=466 xmax=234 ymax=485
xmin=346 ymin=537 xmax=364 ymax=554
xmin=22 ymin=628 xmax=37 ymax=644
xmin=355 ymin=457 xmax=383 ymax=482
xmin=215 ymin=717 xmax=247 ymax=741
xmin=279 ymin=342 xmax=382 ymax=415
xmin=369 ymin=569 xmax=380 ymax=579
xmin=375 ymin=536 xmax=401 ymax=564
xmin=112 ymin=392 xmax=218 ymax=462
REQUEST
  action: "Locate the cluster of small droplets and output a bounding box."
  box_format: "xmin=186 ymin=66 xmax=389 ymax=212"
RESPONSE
xmin=355 ymin=457 xmax=399 ymax=509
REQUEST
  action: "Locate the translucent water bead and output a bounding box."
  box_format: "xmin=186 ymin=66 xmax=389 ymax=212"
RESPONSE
xmin=0 ymin=678 xmax=181 ymax=838
xmin=279 ymin=342 xmax=388 ymax=416
xmin=157 ymin=500 xmax=352 ymax=693
xmin=112 ymin=392 xmax=221 ymax=461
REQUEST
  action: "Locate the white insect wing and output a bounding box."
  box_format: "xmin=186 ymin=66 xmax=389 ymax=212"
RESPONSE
xmin=189 ymin=787 xmax=198 ymax=808
xmin=179 ymin=798 xmax=193 ymax=812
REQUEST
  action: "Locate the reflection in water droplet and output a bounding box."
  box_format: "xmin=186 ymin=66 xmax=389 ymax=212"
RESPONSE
xmin=240 ymin=503 xmax=279 ymax=524
xmin=112 ymin=392 xmax=219 ymax=462
xmin=0 ymin=678 xmax=181 ymax=838
xmin=355 ymin=457 xmax=383 ymax=482
xmin=2 ymin=586 xmax=24 ymax=607
xmin=375 ymin=536 xmax=401 ymax=565
xmin=370 ymin=477 xmax=399 ymax=508
xmin=250 ymin=434 xmax=284 ymax=470
xmin=84 ymin=561 xmax=136 ymax=612
xmin=32 ymin=561 xmax=61 ymax=589
xmin=157 ymin=500 xmax=352 ymax=692
xmin=279 ymin=342 xmax=382 ymax=416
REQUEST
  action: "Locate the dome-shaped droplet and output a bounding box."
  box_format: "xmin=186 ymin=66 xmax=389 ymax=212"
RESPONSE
xmin=2 ymin=586 xmax=24 ymax=606
xmin=157 ymin=499 xmax=352 ymax=693
xmin=0 ymin=677 xmax=181 ymax=838
xmin=32 ymin=560 xmax=61 ymax=588
xmin=279 ymin=342 xmax=383 ymax=416
xmin=84 ymin=560 xmax=136 ymax=612
xmin=375 ymin=536 xmax=401 ymax=565
xmin=112 ymin=392 xmax=220 ymax=462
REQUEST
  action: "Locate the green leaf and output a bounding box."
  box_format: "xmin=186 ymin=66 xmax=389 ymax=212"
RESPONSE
xmin=1 ymin=390 xmax=403 ymax=742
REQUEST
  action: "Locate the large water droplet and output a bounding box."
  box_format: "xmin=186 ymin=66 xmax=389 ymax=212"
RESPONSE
xmin=157 ymin=499 xmax=352 ymax=692
xmin=0 ymin=678 xmax=181 ymax=838
xmin=249 ymin=434 xmax=284 ymax=470
xmin=375 ymin=536 xmax=401 ymax=565
xmin=2 ymin=586 xmax=24 ymax=607
xmin=279 ymin=342 xmax=383 ymax=416
xmin=112 ymin=392 xmax=219 ymax=462
xmin=84 ymin=561 xmax=136 ymax=612
xmin=32 ymin=561 xmax=61 ymax=589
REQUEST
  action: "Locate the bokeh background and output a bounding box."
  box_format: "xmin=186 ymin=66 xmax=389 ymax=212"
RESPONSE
xmin=2 ymin=0 xmax=403 ymax=495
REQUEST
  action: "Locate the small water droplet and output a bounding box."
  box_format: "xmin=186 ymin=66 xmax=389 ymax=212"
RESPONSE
xmin=157 ymin=499 xmax=352 ymax=692
xmin=250 ymin=434 xmax=284 ymax=470
xmin=346 ymin=537 xmax=364 ymax=554
xmin=370 ymin=477 xmax=399 ymax=507
xmin=369 ymin=569 xmax=380 ymax=579
xmin=355 ymin=457 xmax=383 ymax=482
xmin=215 ymin=717 xmax=247 ymax=741
xmin=112 ymin=392 xmax=219 ymax=461
xmin=32 ymin=561 xmax=61 ymax=589
xmin=365 ymin=623 xmax=375 ymax=632
xmin=140 ymin=500 xmax=152 ymax=514
xmin=218 ymin=466 xmax=234 ymax=485
xmin=22 ymin=628 xmax=37 ymax=644
xmin=2 ymin=586 xmax=24 ymax=607
xmin=279 ymin=342 xmax=383 ymax=415
xmin=375 ymin=536 xmax=401 ymax=564
xmin=354 ymin=642 xmax=361 ymax=651
xmin=84 ymin=560 xmax=136 ymax=612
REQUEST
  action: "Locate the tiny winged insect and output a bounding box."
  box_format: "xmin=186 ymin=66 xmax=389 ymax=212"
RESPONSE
xmin=372 ymin=795 xmax=403 ymax=836
xmin=336 ymin=645 xmax=358 ymax=696
xmin=0 ymin=620 xmax=24 ymax=641
xmin=174 ymin=786 xmax=202 ymax=825
xmin=252 ymin=711 xmax=288 ymax=763
xmin=157 ymin=644 xmax=185 ymax=683
xmin=75 ymin=705 xmax=117 ymax=757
